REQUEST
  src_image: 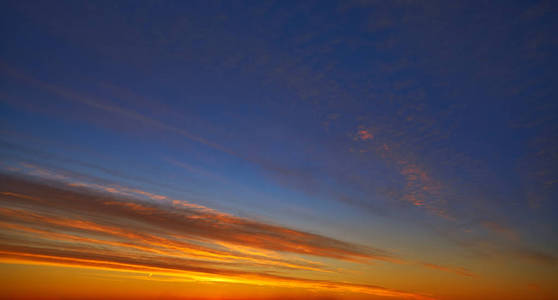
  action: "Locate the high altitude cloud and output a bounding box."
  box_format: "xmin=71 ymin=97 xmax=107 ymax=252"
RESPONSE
xmin=0 ymin=173 xmax=438 ymax=299
xmin=0 ymin=174 xmax=391 ymax=262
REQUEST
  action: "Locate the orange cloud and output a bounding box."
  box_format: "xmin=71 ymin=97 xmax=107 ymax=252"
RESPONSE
xmin=0 ymin=175 xmax=400 ymax=270
xmin=356 ymin=129 xmax=374 ymax=141
xmin=419 ymin=262 xmax=475 ymax=277
xmin=481 ymin=221 xmax=519 ymax=241
xmin=0 ymin=173 xmax=433 ymax=299
xmin=351 ymin=126 xmax=452 ymax=220
xmin=0 ymin=205 xmax=328 ymax=272
xmin=0 ymin=247 xmax=434 ymax=300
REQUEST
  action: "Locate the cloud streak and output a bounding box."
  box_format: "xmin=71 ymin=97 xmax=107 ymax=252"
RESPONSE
xmin=0 ymin=175 xmax=387 ymax=262
xmin=0 ymin=173 xmax=440 ymax=299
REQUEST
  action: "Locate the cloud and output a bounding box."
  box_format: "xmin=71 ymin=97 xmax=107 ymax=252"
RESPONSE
xmin=0 ymin=173 xmax=391 ymax=260
xmin=350 ymin=124 xmax=453 ymax=220
xmin=419 ymin=262 xmax=475 ymax=277
xmin=0 ymin=173 xmax=434 ymax=299
xmin=509 ymin=247 xmax=557 ymax=266
xmin=356 ymin=128 xmax=374 ymax=141
xmin=481 ymin=221 xmax=519 ymax=241
xmin=0 ymin=245 xmax=433 ymax=299
xmin=1 ymin=162 xmax=476 ymax=276
xmin=0 ymin=65 xmax=236 ymax=157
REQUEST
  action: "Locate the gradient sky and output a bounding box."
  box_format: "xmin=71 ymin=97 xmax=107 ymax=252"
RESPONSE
xmin=0 ymin=1 xmax=557 ymax=300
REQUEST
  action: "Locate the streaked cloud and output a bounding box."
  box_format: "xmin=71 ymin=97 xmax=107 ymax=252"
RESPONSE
xmin=481 ymin=221 xmax=520 ymax=241
xmin=419 ymin=262 xmax=475 ymax=277
xmin=0 ymin=173 xmax=436 ymax=299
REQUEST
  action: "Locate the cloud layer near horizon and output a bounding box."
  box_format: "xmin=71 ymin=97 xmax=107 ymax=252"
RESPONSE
xmin=0 ymin=173 xmax=436 ymax=299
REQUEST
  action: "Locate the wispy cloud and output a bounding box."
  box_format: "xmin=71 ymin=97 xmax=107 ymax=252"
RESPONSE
xmin=0 ymin=64 xmax=236 ymax=157
xmin=353 ymin=126 xmax=452 ymax=219
xmin=0 ymin=174 xmax=386 ymax=262
xmin=419 ymin=262 xmax=475 ymax=277
xmin=481 ymin=221 xmax=520 ymax=241
xmin=0 ymin=173 xmax=434 ymax=299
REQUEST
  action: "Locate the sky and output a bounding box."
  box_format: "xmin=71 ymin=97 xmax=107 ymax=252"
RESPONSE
xmin=0 ymin=1 xmax=557 ymax=300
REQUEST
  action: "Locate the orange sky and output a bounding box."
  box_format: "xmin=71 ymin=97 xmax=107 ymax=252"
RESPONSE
xmin=0 ymin=174 xmax=557 ymax=300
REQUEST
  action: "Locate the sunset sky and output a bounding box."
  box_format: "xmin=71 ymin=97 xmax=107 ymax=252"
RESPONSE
xmin=0 ymin=1 xmax=557 ymax=300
